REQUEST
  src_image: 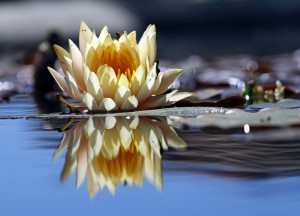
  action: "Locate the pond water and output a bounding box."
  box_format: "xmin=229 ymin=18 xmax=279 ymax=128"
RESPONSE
xmin=1 ymin=95 xmax=300 ymax=216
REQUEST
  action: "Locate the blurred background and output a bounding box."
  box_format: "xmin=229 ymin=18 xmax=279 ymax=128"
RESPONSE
xmin=1 ymin=0 xmax=300 ymax=60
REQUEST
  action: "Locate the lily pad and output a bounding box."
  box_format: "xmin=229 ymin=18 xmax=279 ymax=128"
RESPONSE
xmin=247 ymin=99 xmax=300 ymax=110
xmin=179 ymin=107 xmax=300 ymax=128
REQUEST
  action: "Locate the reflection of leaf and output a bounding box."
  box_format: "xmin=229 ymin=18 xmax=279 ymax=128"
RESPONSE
xmin=247 ymin=99 xmax=300 ymax=110
xmin=54 ymin=116 xmax=187 ymax=198
xmin=179 ymin=108 xmax=300 ymax=128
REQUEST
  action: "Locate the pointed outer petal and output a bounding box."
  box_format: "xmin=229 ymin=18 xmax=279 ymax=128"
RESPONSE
xmin=98 ymin=26 xmax=109 ymax=43
xmin=48 ymin=67 xmax=72 ymax=96
xmin=138 ymin=24 xmax=155 ymax=68
xmin=121 ymin=95 xmax=138 ymax=110
xmin=53 ymin=133 xmax=70 ymax=160
xmin=149 ymin=31 xmax=157 ymax=66
xmin=138 ymin=119 xmax=161 ymax=157
xmin=104 ymin=116 xmax=117 ymax=129
xmin=127 ymin=31 xmax=138 ymax=51
xmin=118 ymin=74 xmax=130 ymax=87
xmin=145 ymin=150 xmax=162 ymax=191
xmin=99 ymin=98 xmax=118 ymax=111
xmin=69 ymin=39 xmax=85 ymax=91
xmin=153 ymin=123 xmax=168 ymax=150
xmin=136 ymin=63 xmax=157 ymax=103
xmin=97 ymin=65 xmax=117 ymax=98
xmin=131 ymin=65 xmax=146 ymax=95
xmin=114 ymin=85 xmax=131 ymax=108
xmin=152 ymin=72 xmax=163 ymax=94
xmin=87 ymin=72 xmax=103 ymax=104
xmin=155 ymin=121 xmax=187 ymax=149
xmin=86 ymin=168 xmax=98 ymax=199
xmin=153 ymin=69 xmax=183 ymax=95
xmin=79 ymin=21 xmax=93 ymax=56
xmin=65 ymin=71 xmax=83 ymax=101
xmin=53 ymin=45 xmax=70 ymax=73
xmin=70 ymin=120 xmax=87 ymax=156
xmin=129 ymin=116 xmax=139 ymax=129
xmin=83 ymin=64 xmax=91 ymax=87
xmin=107 ymin=181 xmax=117 ymax=196
xmin=133 ymin=127 xmax=147 ymax=156
xmin=115 ymin=118 xmax=132 ymax=150
xmin=76 ymin=135 xmax=88 ymax=188
xmin=139 ymin=90 xmax=178 ymax=110
xmin=138 ymin=35 xmax=149 ymax=69
xmin=87 ymin=142 xmax=95 ymax=162
xmin=60 ymin=153 xmax=77 ymax=181
xmin=83 ymin=92 xmax=99 ymax=111
xmin=167 ymin=92 xmax=193 ymax=103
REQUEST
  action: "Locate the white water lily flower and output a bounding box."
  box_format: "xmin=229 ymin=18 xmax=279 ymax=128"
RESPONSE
xmin=54 ymin=116 xmax=186 ymax=197
xmin=48 ymin=21 xmax=192 ymax=112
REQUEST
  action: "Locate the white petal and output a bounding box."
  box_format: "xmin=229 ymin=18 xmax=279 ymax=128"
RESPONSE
xmin=156 ymin=121 xmax=187 ymax=149
xmin=168 ymin=92 xmax=193 ymax=102
xmin=133 ymin=127 xmax=147 ymax=156
xmin=83 ymin=64 xmax=91 ymax=87
xmin=47 ymin=67 xmax=72 ymax=96
xmin=136 ymin=63 xmax=157 ymax=103
xmin=99 ymin=26 xmax=109 ymax=43
xmin=76 ymin=135 xmax=87 ymax=188
xmin=114 ymin=85 xmax=131 ymax=108
xmin=140 ymin=90 xmax=178 ymax=109
xmin=87 ymin=72 xmax=103 ymax=104
xmin=127 ymin=31 xmax=138 ymax=51
xmin=82 ymin=92 xmax=99 ymax=110
xmin=131 ymin=65 xmax=145 ymax=95
xmin=153 ymin=69 xmax=183 ymax=95
xmin=65 ymin=71 xmax=83 ymax=101
xmin=79 ymin=21 xmax=93 ymax=56
xmin=69 ymin=39 xmax=85 ymax=91
xmin=121 ymin=95 xmax=138 ymax=110
xmin=104 ymin=116 xmax=117 ymax=129
xmin=99 ymin=98 xmax=118 ymax=111
xmin=116 ymin=118 xmax=132 ymax=150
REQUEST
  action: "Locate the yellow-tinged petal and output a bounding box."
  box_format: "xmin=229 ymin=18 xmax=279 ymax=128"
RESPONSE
xmin=114 ymin=85 xmax=131 ymax=108
xmin=97 ymin=65 xmax=117 ymax=98
xmin=79 ymin=21 xmax=93 ymax=56
xmin=83 ymin=64 xmax=91 ymax=87
xmin=83 ymin=92 xmax=98 ymax=110
xmin=153 ymin=69 xmax=183 ymax=95
xmin=53 ymin=45 xmax=70 ymax=73
xmin=118 ymin=74 xmax=129 ymax=87
xmin=99 ymin=98 xmax=117 ymax=111
xmin=127 ymin=31 xmax=138 ymax=51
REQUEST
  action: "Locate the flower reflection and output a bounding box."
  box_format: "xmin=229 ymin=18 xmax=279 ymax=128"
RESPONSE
xmin=54 ymin=116 xmax=186 ymax=197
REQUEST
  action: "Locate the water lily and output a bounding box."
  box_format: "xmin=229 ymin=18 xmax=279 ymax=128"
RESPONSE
xmin=48 ymin=22 xmax=192 ymax=112
xmin=54 ymin=116 xmax=186 ymax=197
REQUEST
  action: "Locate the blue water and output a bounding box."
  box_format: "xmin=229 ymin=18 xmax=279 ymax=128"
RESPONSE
xmin=1 ymin=96 xmax=300 ymax=216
